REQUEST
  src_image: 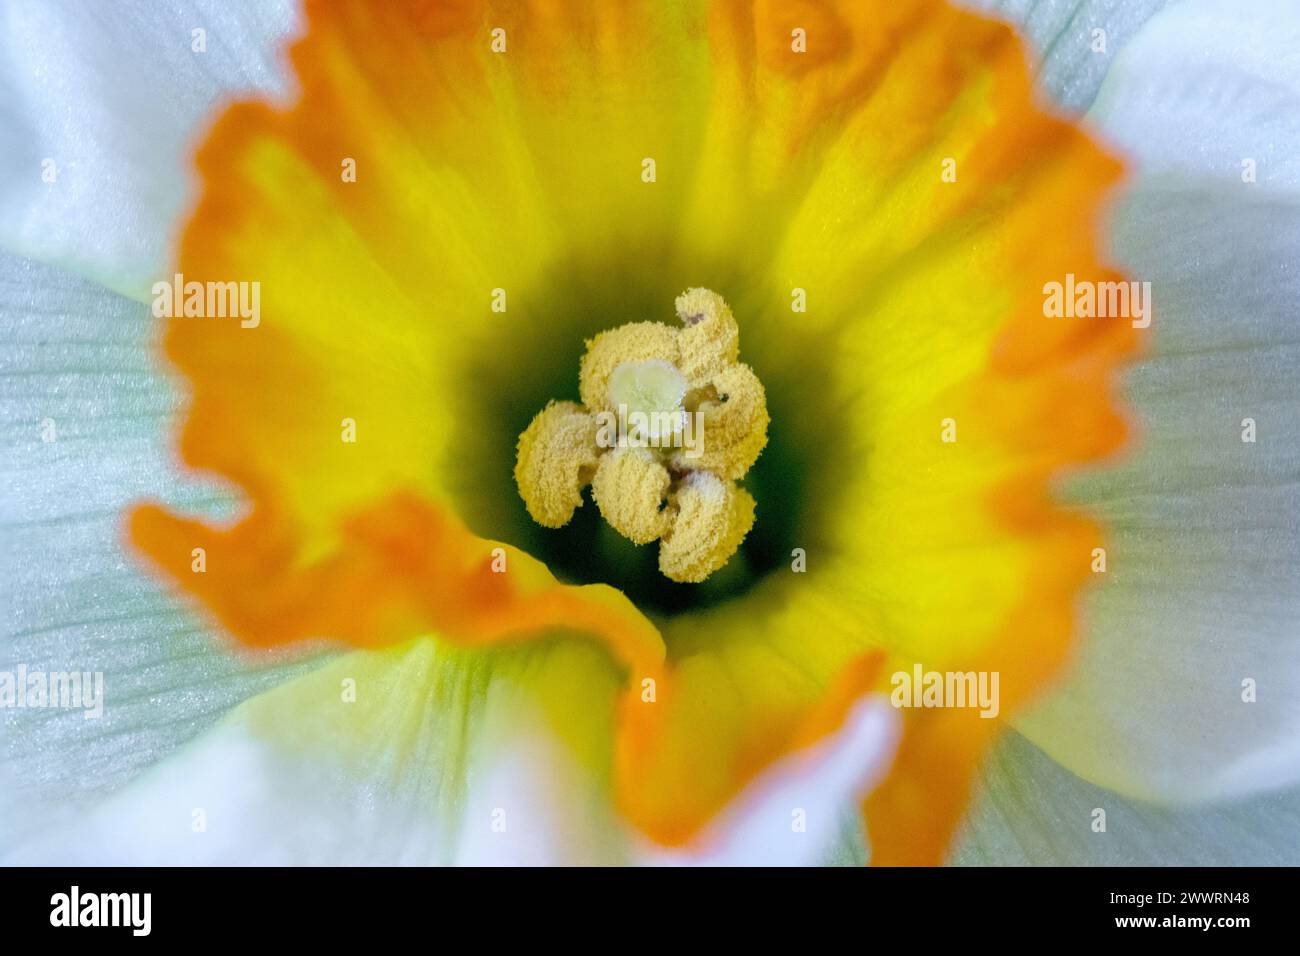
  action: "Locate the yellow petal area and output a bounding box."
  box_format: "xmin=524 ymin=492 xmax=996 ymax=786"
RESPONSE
xmin=131 ymin=0 xmax=1136 ymax=864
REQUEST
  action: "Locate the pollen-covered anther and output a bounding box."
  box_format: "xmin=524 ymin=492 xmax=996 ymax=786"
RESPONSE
xmin=592 ymin=447 xmax=673 ymax=544
xmin=658 ymin=472 xmax=757 ymax=583
xmin=675 ymin=287 xmax=739 ymax=384
xmin=514 ymin=400 xmax=600 ymax=527
xmin=672 ymin=363 xmax=769 ymax=480
xmin=516 ymin=288 xmax=766 ymax=583
xmin=579 ymin=321 xmax=680 ymax=412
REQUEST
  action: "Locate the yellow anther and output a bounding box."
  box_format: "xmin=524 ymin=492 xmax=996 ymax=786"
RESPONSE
xmin=658 ymin=472 xmax=756 ymax=583
xmin=675 ymin=287 xmax=739 ymax=384
xmin=579 ymin=321 xmax=679 ymax=412
xmin=514 ymin=400 xmax=600 ymax=527
xmin=591 ymin=447 xmax=673 ymax=544
xmin=672 ymin=363 xmax=769 ymax=480
xmin=516 ymin=289 xmax=766 ymax=583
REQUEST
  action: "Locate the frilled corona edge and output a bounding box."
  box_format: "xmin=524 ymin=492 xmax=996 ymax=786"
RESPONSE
xmin=130 ymin=0 xmax=1137 ymax=866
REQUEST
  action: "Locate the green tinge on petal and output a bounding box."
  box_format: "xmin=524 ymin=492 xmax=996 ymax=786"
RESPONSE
xmin=228 ymin=636 xmax=627 ymax=864
xmin=6 ymin=634 xmax=633 ymax=865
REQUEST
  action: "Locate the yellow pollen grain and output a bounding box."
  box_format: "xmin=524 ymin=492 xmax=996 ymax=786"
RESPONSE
xmin=514 ymin=400 xmax=600 ymax=528
xmin=579 ymin=321 xmax=680 ymax=412
xmin=658 ymin=472 xmax=757 ymax=583
xmin=591 ymin=447 xmax=673 ymax=544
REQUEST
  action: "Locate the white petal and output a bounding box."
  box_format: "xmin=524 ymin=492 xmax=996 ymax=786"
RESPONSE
xmin=642 ymin=697 xmax=900 ymax=867
xmin=1088 ymin=0 xmax=1300 ymax=196
xmin=452 ymin=701 xmax=630 ymax=867
xmin=953 ymin=731 xmax=1300 ymax=865
xmin=1015 ymin=0 xmax=1300 ymax=803
xmin=5 ymin=638 xmax=629 ymax=865
xmin=1018 ymin=182 xmax=1300 ymax=803
xmin=0 ymin=0 xmax=299 ymax=300
xmin=958 ymin=0 xmax=1173 ymax=112
xmin=972 ymin=2 xmax=1300 ymax=808
xmin=0 ymin=251 xmax=317 ymax=854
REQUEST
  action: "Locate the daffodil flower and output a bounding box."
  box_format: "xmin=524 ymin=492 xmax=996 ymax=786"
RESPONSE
xmin=2 ymin=0 xmax=1297 ymax=866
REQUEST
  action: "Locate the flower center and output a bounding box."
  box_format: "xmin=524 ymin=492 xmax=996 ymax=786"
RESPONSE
xmin=514 ymin=288 xmax=769 ymax=584
xmin=607 ymin=358 xmax=688 ymax=444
